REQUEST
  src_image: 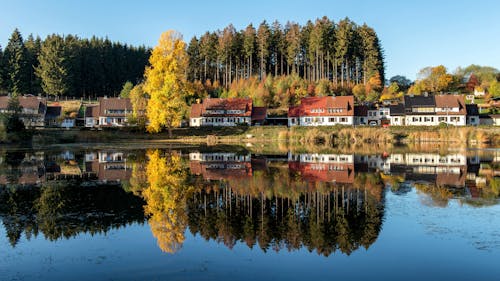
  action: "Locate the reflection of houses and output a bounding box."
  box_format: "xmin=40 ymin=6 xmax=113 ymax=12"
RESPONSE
xmin=288 ymin=153 xmax=355 ymax=184
xmin=189 ymin=152 xmax=254 ymax=180
xmin=359 ymin=153 xmax=468 ymax=187
xmin=0 ymin=95 xmax=47 ymax=128
xmin=84 ymin=151 xmax=132 ymax=182
xmin=0 ymin=152 xmax=45 ymax=186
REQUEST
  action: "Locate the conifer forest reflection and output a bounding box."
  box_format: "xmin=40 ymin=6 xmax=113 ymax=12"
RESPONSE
xmin=0 ymin=146 xmax=499 ymax=280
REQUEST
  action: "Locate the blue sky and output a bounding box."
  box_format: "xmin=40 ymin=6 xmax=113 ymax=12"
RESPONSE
xmin=1 ymin=0 xmax=499 ymax=80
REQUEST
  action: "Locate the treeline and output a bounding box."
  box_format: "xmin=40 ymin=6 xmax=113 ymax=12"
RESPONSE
xmin=0 ymin=28 xmax=150 ymax=98
xmin=187 ymin=16 xmax=384 ymax=90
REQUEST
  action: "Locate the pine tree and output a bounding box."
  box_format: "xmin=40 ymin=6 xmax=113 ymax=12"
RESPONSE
xmin=36 ymin=34 xmax=71 ymax=96
xmin=243 ymin=24 xmax=256 ymax=78
xmin=257 ymin=21 xmax=270 ymax=79
xmin=25 ymin=34 xmax=42 ymax=95
xmin=4 ymin=28 xmax=30 ymax=95
xmin=0 ymin=44 xmax=4 ymax=93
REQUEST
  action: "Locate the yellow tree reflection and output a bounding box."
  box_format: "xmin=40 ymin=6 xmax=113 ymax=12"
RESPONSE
xmin=143 ymin=150 xmax=188 ymax=253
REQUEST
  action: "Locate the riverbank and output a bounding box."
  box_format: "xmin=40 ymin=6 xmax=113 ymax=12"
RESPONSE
xmin=28 ymin=125 xmax=500 ymax=147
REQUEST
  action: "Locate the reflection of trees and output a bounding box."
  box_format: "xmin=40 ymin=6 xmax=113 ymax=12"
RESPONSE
xmin=142 ymin=150 xmax=190 ymax=253
xmin=185 ymin=170 xmax=385 ymax=256
xmin=0 ymin=182 xmax=145 ymax=247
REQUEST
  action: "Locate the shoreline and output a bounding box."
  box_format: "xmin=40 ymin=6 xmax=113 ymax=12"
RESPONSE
xmin=25 ymin=125 xmax=500 ymax=147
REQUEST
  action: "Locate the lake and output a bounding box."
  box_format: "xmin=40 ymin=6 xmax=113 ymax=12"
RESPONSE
xmin=1 ymin=144 xmax=499 ymax=281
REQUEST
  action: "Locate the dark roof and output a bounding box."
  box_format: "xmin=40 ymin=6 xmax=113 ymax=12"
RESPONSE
xmin=389 ymin=104 xmax=405 ymax=116
xmin=46 ymin=106 xmax=62 ymax=118
xmin=354 ymin=105 xmax=368 ymax=116
xmin=98 ymin=97 xmax=132 ymax=117
xmin=465 ymin=104 xmax=479 ymax=116
xmin=251 ymin=107 xmax=267 ymax=121
xmin=404 ymin=95 xmax=435 ymax=107
xmin=85 ymin=105 xmax=100 ymax=117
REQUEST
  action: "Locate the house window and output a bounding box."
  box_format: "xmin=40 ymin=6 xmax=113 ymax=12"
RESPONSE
xmin=438 ymin=117 xmax=446 ymax=122
xmin=340 ymin=117 xmax=347 ymax=122
xmin=329 ymin=117 xmax=336 ymax=122
xmin=450 ymin=117 xmax=460 ymax=122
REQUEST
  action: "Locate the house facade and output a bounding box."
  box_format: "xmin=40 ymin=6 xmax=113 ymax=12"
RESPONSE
xmin=0 ymin=95 xmax=47 ymax=128
xmin=98 ymin=97 xmax=133 ymax=127
xmin=288 ymin=96 xmax=354 ymax=126
xmin=190 ymin=98 xmax=266 ymax=127
xmin=403 ymin=94 xmax=466 ymax=126
xmin=85 ymin=105 xmax=100 ymax=128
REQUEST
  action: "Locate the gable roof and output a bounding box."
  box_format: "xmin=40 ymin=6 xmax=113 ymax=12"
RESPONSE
xmin=85 ymin=105 xmax=100 ymax=118
xmin=434 ymin=95 xmax=466 ymax=115
xmin=0 ymin=95 xmax=46 ymax=112
xmin=190 ymin=103 xmax=203 ymax=118
xmin=190 ymin=98 xmax=254 ymax=118
xmin=404 ymin=95 xmax=435 ymax=108
xmin=389 ymin=103 xmax=405 ymax=116
xmin=354 ymin=105 xmax=368 ymax=116
xmin=288 ymin=96 xmax=354 ymax=117
xmin=98 ymin=97 xmax=132 ymax=116
xmin=203 ymin=98 xmax=252 ymax=116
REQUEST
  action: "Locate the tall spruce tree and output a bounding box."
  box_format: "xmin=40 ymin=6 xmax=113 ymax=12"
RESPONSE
xmin=25 ymin=34 xmax=42 ymax=95
xmin=4 ymin=28 xmax=30 ymax=95
xmin=36 ymin=34 xmax=71 ymax=96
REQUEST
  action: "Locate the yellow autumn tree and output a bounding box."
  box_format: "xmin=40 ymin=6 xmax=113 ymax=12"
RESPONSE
xmin=144 ymin=30 xmax=189 ymax=136
xmin=128 ymin=83 xmax=148 ymax=128
xmin=142 ymin=150 xmax=188 ymax=253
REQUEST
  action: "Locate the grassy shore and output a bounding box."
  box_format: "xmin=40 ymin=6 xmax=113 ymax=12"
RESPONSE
xmin=30 ymin=125 xmax=500 ymax=147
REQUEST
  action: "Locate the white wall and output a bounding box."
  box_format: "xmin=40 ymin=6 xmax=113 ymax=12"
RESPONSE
xmin=289 ymin=116 xmax=353 ymax=126
xmin=405 ymin=115 xmax=466 ymax=126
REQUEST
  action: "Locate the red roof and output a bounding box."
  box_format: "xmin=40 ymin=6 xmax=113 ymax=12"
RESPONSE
xmin=190 ymin=103 xmax=203 ymax=118
xmin=288 ymin=96 xmax=354 ymax=117
xmin=190 ymin=98 xmax=258 ymax=118
xmin=288 ymin=162 xmax=354 ymax=184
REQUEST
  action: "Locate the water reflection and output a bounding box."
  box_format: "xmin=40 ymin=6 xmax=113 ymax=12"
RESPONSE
xmin=0 ymin=147 xmax=499 ymax=255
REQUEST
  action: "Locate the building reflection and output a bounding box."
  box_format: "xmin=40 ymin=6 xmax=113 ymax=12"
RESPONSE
xmin=0 ymin=148 xmax=498 ymax=254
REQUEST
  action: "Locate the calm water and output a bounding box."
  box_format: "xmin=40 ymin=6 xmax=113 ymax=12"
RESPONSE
xmin=0 ymin=145 xmax=499 ymax=281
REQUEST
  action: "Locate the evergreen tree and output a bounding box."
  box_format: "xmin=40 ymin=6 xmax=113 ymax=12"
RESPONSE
xmin=36 ymin=34 xmax=71 ymax=96
xmin=257 ymin=21 xmax=270 ymax=79
xmin=0 ymin=44 xmax=4 ymax=93
xmin=4 ymin=28 xmax=30 ymax=95
xmin=24 ymin=34 xmax=42 ymax=95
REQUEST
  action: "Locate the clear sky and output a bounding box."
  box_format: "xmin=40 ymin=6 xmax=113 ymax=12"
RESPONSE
xmin=1 ymin=0 xmax=499 ymax=81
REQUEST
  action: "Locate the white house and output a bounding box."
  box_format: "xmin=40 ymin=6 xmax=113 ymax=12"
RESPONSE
xmin=288 ymin=96 xmax=354 ymax=126
xmin=190 ymin=98 xmax=266 ymax=127
xmin=404 ymin=94 xmax=466 ymax=126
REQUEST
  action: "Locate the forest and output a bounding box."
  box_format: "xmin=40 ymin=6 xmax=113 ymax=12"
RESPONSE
xmin=185 ymin=16 xmax=385 ymax=106
xmin=0 ymin=29 xmax=150 ymax=98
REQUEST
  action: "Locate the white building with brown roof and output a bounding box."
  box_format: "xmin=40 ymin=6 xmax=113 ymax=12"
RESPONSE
xmin=404 ymin=94 xmax=466 ymax=126
xmin=0 ymin=95 xmax=47 ymax=128
xmin=288 ymin=96 xmax=354 ymax=126
xmin=190 ymin=98 xmax=266 ymax=127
